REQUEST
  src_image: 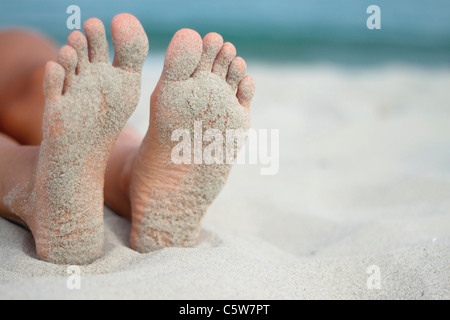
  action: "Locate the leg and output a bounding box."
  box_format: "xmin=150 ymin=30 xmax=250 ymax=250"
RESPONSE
xmin=0 ymin=30 xmax=57 ymax=145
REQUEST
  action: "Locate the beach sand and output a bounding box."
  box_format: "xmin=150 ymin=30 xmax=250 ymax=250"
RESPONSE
xmin=0 ymin=61 xmax=449 ymax=299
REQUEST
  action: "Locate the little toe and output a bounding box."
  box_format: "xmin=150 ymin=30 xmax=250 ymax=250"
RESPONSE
xmin=67 ymin=30 xmax=89 ymax=74
xmin=111 ymin=13 xmax=149 ymax=72
xmin=162 ymin=28 xmax=203 ymax=81
xmin=226 ymin=57 xmax=247 ymax=90
xmin=43 ymin=61 xmax=65 ymax=103
xmin=84 ymin=18 xmax=109 ymax=64
xmin=237 ymin=75 xmax=255 ymax=109
xmin=193 ymin=32 xmax=223 ymax=74
xmin=212 ymin=42 xmax=236 ymax=78
xmin=57 ymin=45 xmax=77 ymax=92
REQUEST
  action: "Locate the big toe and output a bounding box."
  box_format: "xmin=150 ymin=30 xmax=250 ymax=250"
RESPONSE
xmin=111 ymin=13 xmax=149 ymax=72
xmin=162 ymin=28 xmax=203 ymax=81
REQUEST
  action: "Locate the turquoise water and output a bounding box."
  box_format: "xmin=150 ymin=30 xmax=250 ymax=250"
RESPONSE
xmin=0 ymin=0 xmax=449 ymax=65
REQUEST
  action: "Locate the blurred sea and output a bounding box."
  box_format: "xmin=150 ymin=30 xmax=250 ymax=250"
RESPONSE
xmin=0 ymin=0 xmax=449 ymax=66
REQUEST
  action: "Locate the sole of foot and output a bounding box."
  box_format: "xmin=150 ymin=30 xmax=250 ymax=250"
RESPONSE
xmin=129 ymin=29 xmax=255 ymax=253
xmin=4 ymin=14 xmax=148 ymax=264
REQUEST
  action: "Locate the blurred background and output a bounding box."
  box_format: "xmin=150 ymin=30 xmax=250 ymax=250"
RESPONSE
xmin=1 ymin=0 xmax=449 ymax=66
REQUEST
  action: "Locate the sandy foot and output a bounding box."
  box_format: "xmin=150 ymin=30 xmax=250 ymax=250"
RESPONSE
xmin=130 ymin=29 xmax=255 ymax=252
xmin=4 ymin=14 xmax=148 ymax=264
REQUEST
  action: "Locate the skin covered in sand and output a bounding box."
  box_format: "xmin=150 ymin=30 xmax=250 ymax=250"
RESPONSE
xmin=0 ymin=19 xmax=253 ymax=262
xmin=129 ymin=30 xmax=255 ymax=252
xmin=3 ymin=14 xmax=148 ymax=265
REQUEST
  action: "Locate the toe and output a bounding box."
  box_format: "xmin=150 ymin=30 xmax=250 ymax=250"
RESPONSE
xmin=111 ymin=13 xmax=149 ymax=72
xmin=84 ymin=18 xmax=109 ymax=63
xmin=162 ymin=28 xmax=202 ymax=81
xmin=226 ymin=57 xmax=247 ymax=90
xmin=43 ymin=61 xmax=65 ymax=103
xmin=237 ymin=75 xmax=255 ymax=109
xmin=57 ymin=45 xmax=77 ymax=92
xmin=68 ymin=30 xmax=89 ymax=74
xmin=212 ymin=42 xmax=236 ymax=78
xmin=193 ymin=32 xmax=223 ymax=74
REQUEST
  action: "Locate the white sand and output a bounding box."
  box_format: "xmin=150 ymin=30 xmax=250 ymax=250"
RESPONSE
xmin=0 ymin=61 xmax=449 ymax=299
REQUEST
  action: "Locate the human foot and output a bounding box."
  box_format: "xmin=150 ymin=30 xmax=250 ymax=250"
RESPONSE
xmin=129 ymin=30 xmax=254 ymax=252
xmin=3 ymin=14 xmax=148 ymax=264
